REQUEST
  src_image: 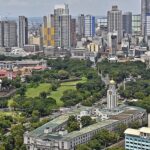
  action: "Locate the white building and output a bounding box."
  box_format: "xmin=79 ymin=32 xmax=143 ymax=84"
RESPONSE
xmin=54 ymin=4 xmax=71 ymax=49
xmin=107 ymin=80 xmax=118 ymax=110
xmin=24 ymin=106 xmax=147 ymax=150
xmin=107 ymin=5 xmax=122 ymax=43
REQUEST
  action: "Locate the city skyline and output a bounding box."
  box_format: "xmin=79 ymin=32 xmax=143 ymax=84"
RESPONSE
xmin=0 ymin=0 xmax=141 ymax=17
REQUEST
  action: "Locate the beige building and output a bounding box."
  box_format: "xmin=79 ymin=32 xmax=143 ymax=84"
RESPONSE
xmin=42 ymin=15 xmax=55 ymax=47
xmin=87 ymin=43 xmax=99 ymax=52
xmin=29 ymin=35 xmax=41 ymax=46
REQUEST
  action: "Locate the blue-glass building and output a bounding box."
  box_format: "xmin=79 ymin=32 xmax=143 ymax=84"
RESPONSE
xmin=84 ymin=15 xmax=95 ymax=37
xmin=125 ymin=127 xmax=150 ymax=150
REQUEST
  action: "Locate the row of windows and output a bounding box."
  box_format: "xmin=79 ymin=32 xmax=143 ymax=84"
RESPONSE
xmin=126 ymin=145 xmax=150 ymax=150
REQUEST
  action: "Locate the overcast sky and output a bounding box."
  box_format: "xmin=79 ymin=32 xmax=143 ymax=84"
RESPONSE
xmin=0 ymin=0 xmax=141 ymax=17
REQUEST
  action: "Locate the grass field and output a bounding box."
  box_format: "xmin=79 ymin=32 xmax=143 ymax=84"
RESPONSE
xmin=50 ymin=77 xmax=87 ymax=106
xmin=9 ymin=78 xmax=87 ymax=107
xmin=26 ymin=83 xmax=51 ymax=98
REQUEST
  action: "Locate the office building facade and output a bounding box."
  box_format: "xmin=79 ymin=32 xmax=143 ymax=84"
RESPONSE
xmin=107 ymin=5 xmax=122 ymax=43
xmin=19 ymin=16 xmax=28 ymax=48
xmin=97 ymin=17 xmax=108 ymax=33
xmin=84 ymin=15 xmax=95 ymax=37
xmin=132 ymin=14 xmax=141 ymax=36
xmin=71 ymin=18 xmax=76 ymax=47
xmin=0 ymin=21 xmax=17 ymax=47
xmin=141 ymin=0 xmax=150 ymax=36
xmin=43 ymin=15 xmax=55 ymax=47
xmin=123 ymin=12 xmax=132 ymax=35
xmin=54 ymin=4 xmax=71 ymax=49
xmin=78 ymin=14 xmax=85 ymax=38
xmin=145 ymin=13 xmax=150 ymax=46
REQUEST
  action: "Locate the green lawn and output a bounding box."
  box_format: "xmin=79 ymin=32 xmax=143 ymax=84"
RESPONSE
xmin=9 ymin=78 xmax=86 ymax=107
xmin=50 ymin=77 xmax=87 ymax=107
xmin=26 ymin=83 xmax=51 ymax=98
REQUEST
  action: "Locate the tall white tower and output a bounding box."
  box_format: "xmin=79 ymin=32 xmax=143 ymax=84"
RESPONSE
xmin=107 ymin=80 xmax=118 ymax=110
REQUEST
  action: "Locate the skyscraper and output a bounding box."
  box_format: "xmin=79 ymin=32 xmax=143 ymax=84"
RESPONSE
xmin=78 ymin=14 xmax=85 ymax=38
xmin=54 ymin=4 xmax=71 ymax=49
xmin=107 ymin=80 xmax=118 ymax=110
xmin=71 ymin=18 xmax=77 ymax=47
xmin=84 ymin=15 xmax=95 ymax=37
xmin=0 ymin=21 xmax=17 ymax=47
xmin=43 ymin=15 xmax=55 ymax=47
xmin=123 ymin=12 xmax=132 ymax=35
xmin=107 ymin=5 xmax=122 ymax=43
xmin=141 ymin=0 xmax=150 ymax=36
xmin=132 ymin=14 xmax=141 ymax=36
xmin=19 ymin=16 xmax=28 ymax=48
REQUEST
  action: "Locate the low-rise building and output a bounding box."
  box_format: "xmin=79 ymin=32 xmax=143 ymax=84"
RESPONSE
xmin=125 ymin=127 xmax=150 ymax=150
xmin=0 ymin=60 xmax=47 ymax=70
xmin=24 ymin=106 xmax=147 ymax=150
xmin=71 ymin=48 xmax=99 ymax=63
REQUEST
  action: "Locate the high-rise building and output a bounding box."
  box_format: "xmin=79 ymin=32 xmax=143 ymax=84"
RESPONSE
xmin=43 ymin=15 xmax=55 ymax=47
xmin=97 ymin=17 xmax=107 ymax=31
xmin=145 ymin=13 xmax=150 ymax=46
xmin=54 ymin=4 xmax=72 ymax=49
xmin=0 ymin=21 xmax=4 ymax=47
xmin=78 ymin=14 xmax=85 ymax=38
xmin=84 ymin=15 xmax=95 ymax=37
xmin=132 ymin=14 xmax=141 ymax=36
xmin=141 ymin=0 xmax=150 ymax=36
xmin=19 ymin=16 xmax=28 ymax=48
xmin=107 ymin=80 xmax=118 ymax=110
xmin=107 ymin=5 xmax=122 ymax=43
xmin=71 ymin=18 xmax=76 ymax=47
xmin=123 ymin=12 xmax=132 ymax=35
xmin=0 ymin=21 xmax=17 ymax=47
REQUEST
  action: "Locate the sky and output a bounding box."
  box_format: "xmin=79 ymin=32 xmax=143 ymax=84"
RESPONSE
xmin=0 ymin=0 xmax=141 ymax=17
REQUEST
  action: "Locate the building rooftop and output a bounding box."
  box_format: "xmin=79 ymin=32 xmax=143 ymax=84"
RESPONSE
xmin=140 ymin=127 xmax=150 ymax=134
xmin=28 ymin=106 xmax=92 ymax=138
xmin=125 ymin=127 xmax=150 ymax=136
xmin=110 ymin=106 xmax=146 ymax=121
xmin=124 ymin=128 xmax=140 ymax=136
xmin=29 ymin=114 xmax=69 ymax=138
xmin=61 ymin=119 xmax=118 ymax=141
xmin=27 ymin=106 xmax=146 ymax=142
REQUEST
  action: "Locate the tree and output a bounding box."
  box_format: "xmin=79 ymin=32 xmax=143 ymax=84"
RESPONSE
xmin=12 ymin=77 xmax=21 ymax=88
xmin=93 ymin=129 xmax=119 ymax=148
xmin=134 ymin=92 xmax=145 ymax=99
xmin=61 ymin=90 xmax=83 ymax=106
xmin=40 ymin=92 xmax=47 ymax=99
xmin=17 ymin=86 xmax=26 ymax=97
xmin=0 ymin=145 xmax=5 ymax=150
xmin=81 ymin=116 xmax=95 ymax=128
xmin=88 ymin=139 xmax=101 ymax=150
xmin=67 ymin=121 xmax=80 ymax=133
xmin=67 ymin=116 xmax=80 ymax=132
xmin=116 ymin=123 xmax=127 ymax=137
xmin=10 ymin=124 xmax=25 ymax=149
xmin=76 ymin=144 xmax=91 ymax=150
xmin=8 ymin=100 xmax=18 ymax=111
xmin=31 ymin=110 xmax=40 ymax=123
xmin=129 ymin=121 xmax=141 ymax=129
xmin=58 ymin=70 xmax=69 ymax=80
xmin=2 ymin=78 xmax=11 ymax=89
